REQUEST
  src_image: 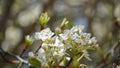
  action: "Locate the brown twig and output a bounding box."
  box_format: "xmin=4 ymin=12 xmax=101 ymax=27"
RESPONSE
xmin=0 ymin=48 xmax=28 ymax=64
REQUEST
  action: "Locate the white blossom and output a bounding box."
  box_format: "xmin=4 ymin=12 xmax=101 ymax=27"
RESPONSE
xmin=59 ymin=34 xmax=68 ymax=41
xmin=38 ymin=48 xmax=45 ymax=54
xmin=71 ymin=25 xmax=84 ymax=33
xmin=88 ymin=37 xmax=97 ymax=45
xmin=54 ymin=36 xmax=64 ymax=47
xmin=34 ymin=28 xmax=54 ymax=41
xmin=28 ymin=52 xmax=34 ymax=57
xmin=66 ymin=57 xmax=70 ymax=61
xmin=28 ymin=25 xmax=98 ymax=67
xmin=71 ymin=26 xmax=79 ymax=33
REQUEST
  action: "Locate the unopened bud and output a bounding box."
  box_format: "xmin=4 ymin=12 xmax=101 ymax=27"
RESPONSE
xmin=25 ymin=35 xmax=33 ymax=46
xmin=39 ymin=12 xmax=50 ymax=26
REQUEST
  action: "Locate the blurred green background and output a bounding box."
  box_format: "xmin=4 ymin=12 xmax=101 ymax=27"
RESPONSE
xmin=0 ymin=0 xmax=120 ymax=68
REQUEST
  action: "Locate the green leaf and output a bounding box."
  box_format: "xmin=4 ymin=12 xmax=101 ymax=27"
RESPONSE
xmin=29 ymin=58 xmax=41 ymax=67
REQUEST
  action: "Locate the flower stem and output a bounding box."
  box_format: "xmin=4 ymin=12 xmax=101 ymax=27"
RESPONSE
xmin=20 ymin=43 xmax=28 ymax=57
xmin=40 ymin=25 xmax=44 ymax=30
xmin=35 ymin=44 xmax=41 ymax=54
xmin=77 ymin=53 xmax=85 ymax=61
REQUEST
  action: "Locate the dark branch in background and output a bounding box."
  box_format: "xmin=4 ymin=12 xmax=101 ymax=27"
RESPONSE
xmin=87 ymin=0 xmax=100 ymax=33
xmin=42 ymin=0 xmax=55 ymax=12
xmin=95 ymin=41 xmax=120 ymax=68
xmin=35 ymin=44 xmax=41 ymax=54
xmin=112 ymin=41 xmax=120 ymax=68
xmin=0 ymin=0 xmax=15 ymax=45
xmin=42 ymin=0 xmax=56 ymax=30
xmin=0 ymin=48 xmax=15 ymax=63
xmin=0 ymin=0 xmax=15 ymax=67
xmin=94 ymin=0 xmax=120 ymax=68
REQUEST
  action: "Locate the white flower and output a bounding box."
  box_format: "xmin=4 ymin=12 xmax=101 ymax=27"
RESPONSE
xmin=28 ymin=52 xmax=34 ymax=57
xmin=71 ymin=26 xmax=79 ymax=33
xmin=58 ymin=29 xmax=71 ymax=41
xmin=65 ymin=26 xmax=97 ymax=46
xmin=66 ymin=57 xmax=70 ymax=61
xmin=88 ymin=37 xmax=97 ymax=45
xmin=71 ymin=25 xmax=84 ymax=33
xmin=41 ymin=43 xmax=48 ymax=49
xmin=48 ymin=36 xmax=64 ymax=47
xmin=85 ymin=33 xmax=91 ymax=41
xmin=55 ymin=36 xmax=64 ymax=47
xmin=38 ymin=48 xmax=45 ymax=54
xmin=58 ymin=48 xmax=65 ymax=56
xmin=34 ymin=28 xmax=54 ymax=41
xmin=28 ymin=25 xmax=98 ymax=67
xmin=53 ymin=48 xmax=65 ymax=57
xmin=37 ymin=49 xmax=46 ymax=64
xmin=59 ymin=34 xmax=68 ymax=41
xmin=71 ymin=33 xmax=79 ymax=42
xmin=78 ymin=25 xmax=84 ymax=33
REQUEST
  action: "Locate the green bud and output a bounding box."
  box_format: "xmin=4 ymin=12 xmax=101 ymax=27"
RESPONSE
xmin=39 ymin=12 xmax=50 ymax=26
xmin=60 ymin=18 xmax=69 ymax=29
xmin=25 ymin=35 xmax=33 ymax=46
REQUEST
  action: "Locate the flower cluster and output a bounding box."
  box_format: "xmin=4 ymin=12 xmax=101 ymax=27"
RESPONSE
xmin=28 ymin=25 xmax=98 ymax=67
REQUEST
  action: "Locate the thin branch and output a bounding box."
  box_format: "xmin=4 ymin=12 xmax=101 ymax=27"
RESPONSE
xmin=87 ymin=0 xmax=100 ymax=33
xmin=0 ymin=48 xmax=28 ymax=64
xmin=20 ymin=43 xmax=28 ymax=57
xmin=35 ymin=44 xmax=41 ymax=54
xmin=95 ymin=41 xmax=120 ymax=68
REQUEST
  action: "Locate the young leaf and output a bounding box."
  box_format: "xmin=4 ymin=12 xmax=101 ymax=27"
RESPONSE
xmin=29 ymin=58 xmax=41 ymax=67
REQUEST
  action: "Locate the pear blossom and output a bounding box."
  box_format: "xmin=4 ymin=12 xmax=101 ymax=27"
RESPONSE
xmin=71 ymin=26 xmax=79 ymax=33
xmin=25 ymin=12 xmax=99 ymax=67
xmin=58 ymin=29 xmax=70 ymax=41
xmin=28 ymin=52 xmax=34 ymax=57
xmin=59 ymin=34 xmax=68 ymax=41
xmin=70 ymin=25 xmax=84 ymax=33
xmin=38 ymin=48 xmax=45 ymax=54
xmin=28 ymin=25 xmax=98 ymax=67
xmin=88 ymin=37 xmax=97 ymax=45
xmin=34 ymin=28 xmax=54 ymax=41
